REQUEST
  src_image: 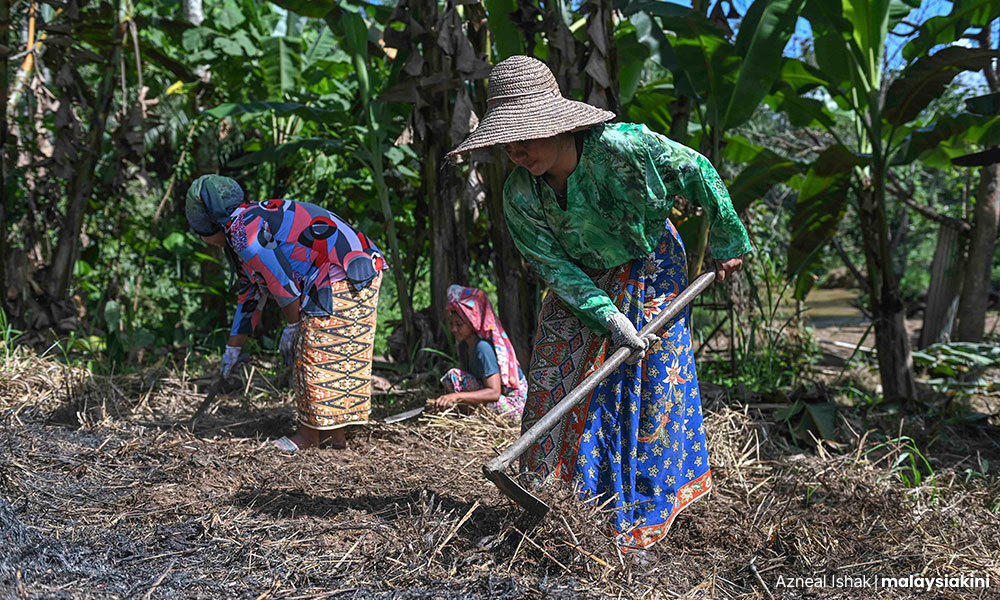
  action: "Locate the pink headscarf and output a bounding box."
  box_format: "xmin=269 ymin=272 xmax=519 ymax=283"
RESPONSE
xmin=446 ymin=285 xmax=525 ymax=393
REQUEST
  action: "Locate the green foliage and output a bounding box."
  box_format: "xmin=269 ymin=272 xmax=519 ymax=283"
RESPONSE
xmin=723 ymin=0 xmax=807 ymax=130
xmin=913 ymin=342 xmax=1000 ymax=394
xmin=913 ymin=342 xmax=1000 ymax=376
xmin=883 ymin=47 xmax=1000 ymax=127
xmin=698 ymin=204 xmax=819 ymax=393
xmin=484 ymin=0 xmax=525 ymax=59
xmin=206 ymin=102 xmax=350 ymax=123
xmin=775 ymin=400 xmax=839 ymax=444
xmin=902 ymin=0 xmax=1000 ymax=61
xmin=3 ymin=0 xmax=994 ymax=404
xmin=727 ymin=149 xmax=801 ymax=214
xmin=0 ymin=308 xmax=24 ymax=362
xmin=262 ymin=36 xmax=303 ymax=99
xmin=786 ymin=145 xmax=857 ymax=299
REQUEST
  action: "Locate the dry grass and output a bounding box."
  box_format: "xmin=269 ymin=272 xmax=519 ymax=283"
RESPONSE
xmin=1 ymin=350 xmax=999 ymax=599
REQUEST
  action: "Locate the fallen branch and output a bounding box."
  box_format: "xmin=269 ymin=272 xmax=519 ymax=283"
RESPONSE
xmin=888 ymin=172 xmax=971 ymax=235
xmin=831 ymin=237 xmax=871 ymax=295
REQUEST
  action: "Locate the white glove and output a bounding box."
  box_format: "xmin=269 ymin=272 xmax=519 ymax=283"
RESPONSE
xmin=605 ymin=312 xmax=650 ymax=365
xmin=220 ymin=344 xmax=244 ymax=377
xmin=279 ymin=321 xmax=300 ymax=366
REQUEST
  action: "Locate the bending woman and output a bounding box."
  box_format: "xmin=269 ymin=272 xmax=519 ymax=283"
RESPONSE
xmin=185 ymin=175 xmax=386 ymax=451
xmin=429 ymin=285 xmax=527 ymax=418
xmin=448 ymin=56 xmax=751 ymax=549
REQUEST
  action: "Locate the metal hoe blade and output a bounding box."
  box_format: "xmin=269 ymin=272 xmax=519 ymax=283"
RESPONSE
xmin=384 ymin=406 xmax=425 ymax=424
xmin=482 ymin=464 xmax=551 ymax=517
xmin=482 ymin=271 xmax=717 ymax=516
xmin=189 ymin=376 xmax=227 ymax=429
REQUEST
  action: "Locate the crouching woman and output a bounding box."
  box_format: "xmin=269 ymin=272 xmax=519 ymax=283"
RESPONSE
xmin=428 ymin=285 xmax=527 ymax=418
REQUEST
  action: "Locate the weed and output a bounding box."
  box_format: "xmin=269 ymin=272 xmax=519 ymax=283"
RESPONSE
xmin=698 ymin=245 xmax=819 ymax=392
xmin=866 ymin=435 xmax=937 ymax=495
xmin=0 ymin=308 xmax=24 ymax=362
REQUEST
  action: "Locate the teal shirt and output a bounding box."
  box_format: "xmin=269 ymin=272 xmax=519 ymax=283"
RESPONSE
xmin=502 ymin=122 xmax=752 ymax=335
xmin=459 ymin=338 xmax=501 ymax=380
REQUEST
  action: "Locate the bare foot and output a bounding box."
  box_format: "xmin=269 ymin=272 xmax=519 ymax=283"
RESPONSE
xmin=320 ymin=428 xmax=347 ymax=449
xmin=287 ymin=426 xmax=320 ymax=450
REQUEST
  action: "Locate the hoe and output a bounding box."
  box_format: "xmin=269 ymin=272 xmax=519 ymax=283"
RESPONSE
xmin=482 ymin=270 xmax=717 ymax=517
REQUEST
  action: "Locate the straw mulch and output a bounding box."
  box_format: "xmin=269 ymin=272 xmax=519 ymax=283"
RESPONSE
xmin=1 ymin=349 xmax=998 ymax=599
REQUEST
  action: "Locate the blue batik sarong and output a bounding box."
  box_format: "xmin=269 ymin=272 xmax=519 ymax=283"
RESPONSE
xmin=521 ymin=220 xmax=711 ymax=550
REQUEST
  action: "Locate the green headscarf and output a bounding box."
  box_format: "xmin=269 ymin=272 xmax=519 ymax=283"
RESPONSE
xmin=184 ymin=175 xmax=246 ymax=291
xmin=184 ymin=175 xmax=245 ymax=236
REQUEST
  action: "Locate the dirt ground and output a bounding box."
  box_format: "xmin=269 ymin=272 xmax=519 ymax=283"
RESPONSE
xmin=1 ymin=347 xmax=999 ymax=600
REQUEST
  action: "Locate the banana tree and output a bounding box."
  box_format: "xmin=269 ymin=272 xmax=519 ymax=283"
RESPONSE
xmin=777 ymin=0 xmax=1000 ymax=401
xmin=947 ymin=19 xmax=1000 ymax=343
xmin=378 ymin=0 xmax=495 ymax=351
xmin=335 ymin=9 xmax=417 ymax=344
xmin=262 ymin=0 xmax=418 ymax=346
xmin=622 ymin=0 xmax=807 ymax=278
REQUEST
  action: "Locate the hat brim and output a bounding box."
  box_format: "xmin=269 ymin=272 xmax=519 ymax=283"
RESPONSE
xmin=447 ymin=94 xmax=615 ymax=157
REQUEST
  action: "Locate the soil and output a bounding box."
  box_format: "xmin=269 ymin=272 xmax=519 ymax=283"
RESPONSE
xmin=1 ymin=350 xmax=999 ymax=600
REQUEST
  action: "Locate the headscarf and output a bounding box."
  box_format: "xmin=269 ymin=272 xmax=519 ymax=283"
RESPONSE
xmin=184 ymin=175 xmax=246 ymax=290
xmin=447 ymin=285 xmax=525 ymax=393
xmin=184 ymin=175 xmax=245 ymax=236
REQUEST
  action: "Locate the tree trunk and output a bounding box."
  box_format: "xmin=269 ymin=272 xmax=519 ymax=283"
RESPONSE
xmin=956 ymin=162 xmax=1000 ymax=342
xmin=424 ymin=0 xmax=470 ymax=346
xmin=1 ymin=0 xmax=10 ymax=309
xmin=427 ymin=147 xmax=462 ymax=341
xmin=484 ymin=150 xmax=537 ymax=367
xmin=47 ymin=26 xmax=122 ymax=300
xmin=183 ymin=0 xmax=203 ymax=26
xmin=468 ymin=12 xmax=537 ymax=366
xmin=668 ymin=95 xmax=691 ymax=144
xmin=919 ymin=223 xmax=965 ymax=348
xmin=858 ymin=175 xmax=917 ymax=401
xmin=689 ymin=127 xmax=719 ymax=280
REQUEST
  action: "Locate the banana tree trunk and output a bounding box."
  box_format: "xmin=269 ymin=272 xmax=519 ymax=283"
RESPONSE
xmin=956 ymin=162 xmax=1000 ymax=342
xmin=48 ymin=25 xmax=123 ymax=299
xmin=484 ymin=150 xmax=536 ymax=367
xmin=689 ymin=127 xmax=719 ymax=280
xmin=427 ymin=1 xmax=470 ymax=344
xmin=858 ymin=170 xmax=917 ymax=401
xmin=669 ymin=95 xmax=691 ymax=145
xmin=426 ymin=146 xmax=466 ymax=341
xmin=919 ymin=223 xmax=966 ymax=348
xmin=469 ymin=14 xmax=537 ymax=365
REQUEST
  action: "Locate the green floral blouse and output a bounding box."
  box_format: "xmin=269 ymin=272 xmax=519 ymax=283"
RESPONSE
xmin=503 ymin=122 xmax=752 ymax=335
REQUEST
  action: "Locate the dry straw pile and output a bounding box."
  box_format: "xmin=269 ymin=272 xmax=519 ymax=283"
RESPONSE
xmin=1 ymin=350 xmax=998 ymax=599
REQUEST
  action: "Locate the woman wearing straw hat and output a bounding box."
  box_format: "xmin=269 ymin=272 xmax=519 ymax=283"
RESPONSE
xmin=448 ymin=56 xmax=751 ymax=549
xmin=185 ymin=175 xmax=387 ymax=452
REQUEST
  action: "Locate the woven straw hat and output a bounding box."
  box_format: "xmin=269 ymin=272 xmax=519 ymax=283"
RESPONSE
xmin=447 ymin=55 xmax=615 ymax=157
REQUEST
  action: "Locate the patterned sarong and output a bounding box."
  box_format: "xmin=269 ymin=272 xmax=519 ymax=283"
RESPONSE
xmin=293 ymin=274 xmax=380 ymax=430
xmin=521 ymin=221 xmax=711 ymax=550
xmin=440 ymin=367 xmax=528 ymax=418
